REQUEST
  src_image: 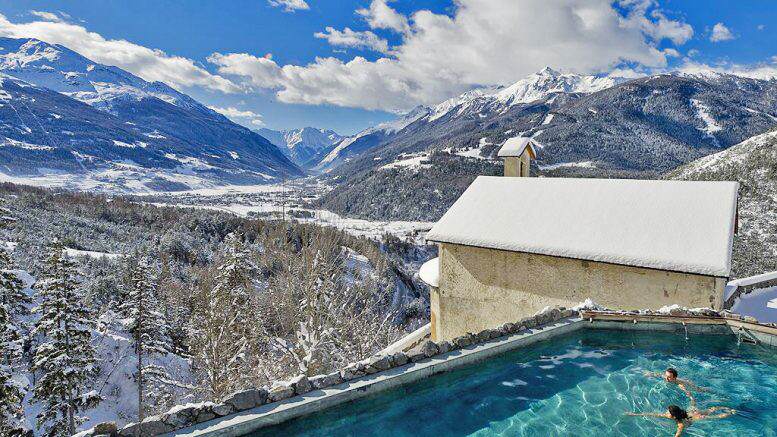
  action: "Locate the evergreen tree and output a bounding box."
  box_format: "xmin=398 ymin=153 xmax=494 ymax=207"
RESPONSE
xmin=32 ymin=240 xmax=100 ymax=436
xmin=0 ymin=197 xmax=31 ymax=436
xmin=0 ymin=300 xmax=27 ymax=436
xmin=118 ymin=255 xmax=171 ymax=423
xmin=0 ymin=198 xmax=29 ymax=319
xmin=191 ymin=233 xmax=255 ymax=400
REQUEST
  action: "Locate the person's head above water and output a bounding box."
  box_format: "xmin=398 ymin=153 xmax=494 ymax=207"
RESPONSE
xmin=667 ymin=405 xmax=689 ymax=422
xmin=664 ymin=368 xmax=678 ymax=382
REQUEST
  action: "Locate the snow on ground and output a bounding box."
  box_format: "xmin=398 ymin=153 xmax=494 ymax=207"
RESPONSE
xmin=380 ymin=152 xmax=432 ymax=170
xmin=147 ymin=180 xmax=434 ymax=243
xmin=542 ymin=113 xmax=554 ymax=125
xmin=731 ymin=286 xmax=777 ymax=323
xmin=539 ymin=161 xmax=596 ymax=170
xmin=449 ymin=137 xmax=496 ymax=160
xmin=64 ymin=247 xmax=122 ymax=259
xmin=690 ymin=99 xmax=723 ymax=135
xmin=0 ymin=166 xmax=275 ymax=195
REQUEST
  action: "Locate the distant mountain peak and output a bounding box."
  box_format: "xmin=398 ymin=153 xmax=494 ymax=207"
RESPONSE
xmin=257 ymin=127 xmax=344 ymax=168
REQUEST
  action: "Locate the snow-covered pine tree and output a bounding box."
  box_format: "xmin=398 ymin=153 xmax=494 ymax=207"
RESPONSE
xmin=118 ymin=255 xmax=172 ymax=424
xmin=32 ymin=240 xmax=101 ymax=436
xmin=0 ymin=198 xmax=29 ymax=319
xmin=0 ymin=298 xmax=27 ymax=436
xmin=191 ymin=233 xmax=255 ymax=400
xmin=0 ymin=197 xmax=32 ymax=436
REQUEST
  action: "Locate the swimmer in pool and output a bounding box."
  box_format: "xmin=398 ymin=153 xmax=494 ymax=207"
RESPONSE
xmin=644 ymin=368 xmax=707 ymax=399
xmin=626 ymin=404 xmax=736 ymax=436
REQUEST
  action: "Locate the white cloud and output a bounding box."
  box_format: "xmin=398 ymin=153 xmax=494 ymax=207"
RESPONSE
xmin=757 ymin=24 xmax=766 ymax=31
xmin=29 ymin=11 xmax=65 ymax=23
xmin=679 ymin=59 xmax=777 ymax=80
xmin=356 ymin=0 xmax=410 ymax=33
xmin=268 ymin=0 xmax=310 ymax=12
xmin=314 ymin=27 xmax=388 ymax=53
xmin=0 ymin=13 xmax=240 ymax=93
xmin=710 ymin=22 xmax=735 ymax=42
xmin=210 ymin=0 xmax=694 ymax=111
xmin=208 ymin=105 xmax=264 ymax=126
xmin=663 ymin=48 xmax=680 ymax=58
xmin=619 ymin=0 xmax=693 ymax=45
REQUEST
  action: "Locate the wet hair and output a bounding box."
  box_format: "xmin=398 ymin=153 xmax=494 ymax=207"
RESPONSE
xmin=668 ymin=405 xmax=689 ymax=422
xmin=666 ymin=368 xmax=678 ymax=378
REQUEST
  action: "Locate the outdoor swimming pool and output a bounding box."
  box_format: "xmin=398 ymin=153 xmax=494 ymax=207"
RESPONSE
xmin=250 ymin=330 xmax=777 ymax=436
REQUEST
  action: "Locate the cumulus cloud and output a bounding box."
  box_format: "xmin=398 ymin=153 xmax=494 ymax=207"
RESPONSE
xmin=314 ymin=27 xmax=389 ymax=53
xmin=210 ymin=0 xmax=694 ymax=111
xmin=208 ymin=105 xmax=264 ymax=126
xmin=0 ymin=13 xmax=240 ymax=93
xmin=268 ymin=0 xmax=310 ymax=12
xmin=710 ymin=22 xmax=735 ymax=42
xmin=356 ymin=0 xmax=410 ymax=33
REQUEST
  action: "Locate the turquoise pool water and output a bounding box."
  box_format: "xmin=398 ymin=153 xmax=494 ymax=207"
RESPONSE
xmin=251 ymin=330 xmax=777 ymax=436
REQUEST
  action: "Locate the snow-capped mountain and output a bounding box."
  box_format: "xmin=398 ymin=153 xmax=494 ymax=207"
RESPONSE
xmin=426 ymin=67 xmax=622 ymax=121
xmin=317 ymin=68 xmax=624 ymax=172
xmin=0 ymin=37 xmax=202 ymax=113
xmin=0 ymin=37 xmax=302 ymax=192
xmin=669 ymin=127 xmax=777 ymax=278
xmin=320 ymin=69 xmax=777 ymax=221
xmin=257 ymin=127 xmax=343 ymax=168
xmin=316 ymin=106 xmax=431 ymax=171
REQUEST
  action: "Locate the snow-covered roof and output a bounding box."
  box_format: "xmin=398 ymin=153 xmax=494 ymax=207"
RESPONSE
xmin=426 ymin=176 xmax=739 ymax=277
xmin=419 ymin=257 xmax=439 ymax=288
xmin=498 ymin=137 xmax=537 ymax=158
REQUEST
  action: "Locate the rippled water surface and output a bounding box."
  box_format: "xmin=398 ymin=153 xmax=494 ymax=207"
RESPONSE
xmin=250 ymin=330 xmax=777 ymax=436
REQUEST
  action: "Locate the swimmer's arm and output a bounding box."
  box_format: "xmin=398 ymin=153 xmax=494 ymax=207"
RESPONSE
xmin=626 ymin=411 xmax=668 ymax=418
xmin=702 ymin=407 xmax=737 ymax=420
xmin=674 ymin=422 xmax=685 ymax=437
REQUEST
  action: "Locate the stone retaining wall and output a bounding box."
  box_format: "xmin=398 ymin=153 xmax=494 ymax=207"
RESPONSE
xmin=80 ymin=307 xmax=578 ymax=437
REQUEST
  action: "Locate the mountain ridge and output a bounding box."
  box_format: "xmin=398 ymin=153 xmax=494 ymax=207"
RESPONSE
xmin=0 ymin=37 xmax=302 ymax=192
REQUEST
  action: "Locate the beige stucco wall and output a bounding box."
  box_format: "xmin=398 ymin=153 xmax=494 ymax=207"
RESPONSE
xmin=432 ymin=243 xmax=726 ymax=341
xmin=503 ymin=154 xmax=531 ymax=177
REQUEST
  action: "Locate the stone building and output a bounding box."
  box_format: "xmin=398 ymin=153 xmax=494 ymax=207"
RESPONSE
xmin=419 ymin=142 xmax=739 ymax=341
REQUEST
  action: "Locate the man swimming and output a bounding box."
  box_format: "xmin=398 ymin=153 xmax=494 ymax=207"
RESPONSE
xmin=644 ymin=368 xmax=707 ymax=398
xmin=627 ymin=404 xmax=736 ymax=436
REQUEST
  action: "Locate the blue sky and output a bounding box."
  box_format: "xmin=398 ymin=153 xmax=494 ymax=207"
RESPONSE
xmin=0 ymin=0 xmax=774 ymax=135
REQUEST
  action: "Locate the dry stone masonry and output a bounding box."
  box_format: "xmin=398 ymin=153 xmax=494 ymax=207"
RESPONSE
xmin=78 ymin=306 xmax=577 ymax=436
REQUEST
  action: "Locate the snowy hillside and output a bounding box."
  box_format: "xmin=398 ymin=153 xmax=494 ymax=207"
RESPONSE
xmin=316 ymin=69 xmax=619 ymax=172
xmin=320 ymin=70 xmax=777 ymax=221
xmin=0 ymin=37 xmax=302 ymax=192
xmin=0 ymin=38 xmax=202 ymax=114
xmin=257 ymin=127 xmax=343 ymax=168
xmin=669 ymin=128 xmax=777 ymax=278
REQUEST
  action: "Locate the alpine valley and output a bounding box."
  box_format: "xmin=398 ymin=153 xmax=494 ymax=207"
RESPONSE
xmin=0 ymin=37 xmax=302 ymax=192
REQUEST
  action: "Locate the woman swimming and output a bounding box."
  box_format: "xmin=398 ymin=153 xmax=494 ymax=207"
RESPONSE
xmin=626 ymin=404 xmax=736 ymax=436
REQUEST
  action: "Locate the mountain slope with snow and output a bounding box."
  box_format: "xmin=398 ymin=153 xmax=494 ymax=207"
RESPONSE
xmin=668 ymin=127 xmax=777 ymax=278
xmin=0 ymin=37 xmax=302 ymax=191
xmin=320 ymin=69 xmax=777 ymax=221
xmin=257 ymin=127 xmax=343 ymax=168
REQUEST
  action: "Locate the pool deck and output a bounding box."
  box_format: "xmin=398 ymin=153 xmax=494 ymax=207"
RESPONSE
xmin=581 ymin=310 xmax=777 ymax=345
xmin=165 ymin=317 xmax=584 ymax=437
